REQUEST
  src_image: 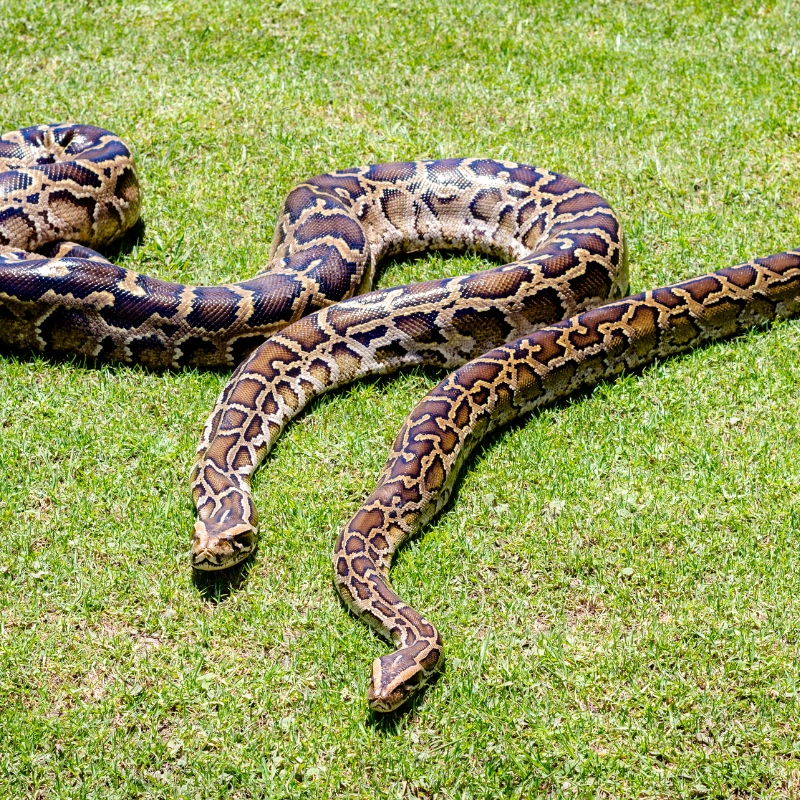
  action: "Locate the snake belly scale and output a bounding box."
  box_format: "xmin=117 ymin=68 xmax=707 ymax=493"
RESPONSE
xmin=4 ymin=124 xmax=799 ymax=713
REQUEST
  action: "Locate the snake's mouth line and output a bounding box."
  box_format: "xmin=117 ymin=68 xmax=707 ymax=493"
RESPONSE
xmin=191 ymin=542 xmax=254 ymax=569
xmin=190 ymin=553 xmax=225 ymax=571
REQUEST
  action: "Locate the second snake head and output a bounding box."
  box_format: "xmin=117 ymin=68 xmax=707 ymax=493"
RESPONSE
xmin=190 ymin=517 xmax=257 ymax=570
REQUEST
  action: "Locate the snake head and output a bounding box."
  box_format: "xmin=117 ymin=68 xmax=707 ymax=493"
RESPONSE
xmin=190 ymin=518 xmax=257 ymax=570
xmin=367 ymin=641 xmax=443 ymax=713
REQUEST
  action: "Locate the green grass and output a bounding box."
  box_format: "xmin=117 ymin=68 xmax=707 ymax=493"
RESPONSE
xmin=2 ymin=0 xmax=800 ymax=797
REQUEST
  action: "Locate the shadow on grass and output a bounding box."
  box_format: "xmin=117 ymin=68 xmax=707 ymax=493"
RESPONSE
xmin=104 ymin=217 xmax=147 ymax=259
xmin=191 ymin=551 xmax=258 ymax=603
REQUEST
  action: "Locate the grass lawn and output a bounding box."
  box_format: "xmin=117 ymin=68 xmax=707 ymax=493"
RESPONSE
xmin=2 ymin=0 xmax=800 ymax=797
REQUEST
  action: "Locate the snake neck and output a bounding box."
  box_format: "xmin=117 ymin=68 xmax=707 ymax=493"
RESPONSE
xmin=332 ymin=520 xmax=443 ymax=713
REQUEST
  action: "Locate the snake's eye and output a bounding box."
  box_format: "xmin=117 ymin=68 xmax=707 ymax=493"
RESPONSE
xmin=231 ymin=529 xmax=256 ymax=550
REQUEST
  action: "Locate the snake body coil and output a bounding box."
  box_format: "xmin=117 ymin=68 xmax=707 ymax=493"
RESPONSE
xmin=4 ymin=124 xmax=798 ymax=713
xmin=189 ymin=160 xmax=800 ymax=711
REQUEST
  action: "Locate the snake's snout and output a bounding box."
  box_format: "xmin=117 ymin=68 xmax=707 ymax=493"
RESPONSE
xmin=191 ymin=519 xmax=257 ymax=571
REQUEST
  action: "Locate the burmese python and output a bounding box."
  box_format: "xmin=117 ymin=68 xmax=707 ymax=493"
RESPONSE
xmin=3 ymin=124 xmax=799 ymax=713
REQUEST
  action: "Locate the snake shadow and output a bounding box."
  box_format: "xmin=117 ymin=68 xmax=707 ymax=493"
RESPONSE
xmin=105 ymin=217 xmax=147 ymax=259
xmin=191 ymin=549 xmax=258 ymax=602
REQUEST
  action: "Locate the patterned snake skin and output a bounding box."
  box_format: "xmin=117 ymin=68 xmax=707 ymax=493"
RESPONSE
xmin=190 ymin=182 xmax=800 ymax=710
xmin=330 ymin=250 xmax=800 ymax=710
xmin=4 ymin=125 xmax=798 ymax=713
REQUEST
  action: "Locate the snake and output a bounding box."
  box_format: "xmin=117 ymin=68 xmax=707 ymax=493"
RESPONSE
xmin=188 ymin=174 xmax=800 ymax=712
xmin=4 ymin=124 xmax=799 ymax=713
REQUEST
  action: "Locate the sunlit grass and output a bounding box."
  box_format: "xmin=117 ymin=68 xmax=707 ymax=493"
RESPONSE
xmin=2 ymin=0 xmax=800 ymax=797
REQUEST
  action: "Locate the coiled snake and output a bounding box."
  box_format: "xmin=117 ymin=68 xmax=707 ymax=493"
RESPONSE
xmin=3 ymin=124 xmax=799 ymax=712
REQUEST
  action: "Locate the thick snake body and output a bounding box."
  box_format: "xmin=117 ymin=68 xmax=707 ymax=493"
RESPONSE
xmin=0 ymin=124 xmax=381 ymax=366
xmin=4 ymin=128 xmax=590 ymax=368
xmin=189 ymin=167 xmax=627 ymax=565
xmin=5 ymin=125 xmax=798 ymax=713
